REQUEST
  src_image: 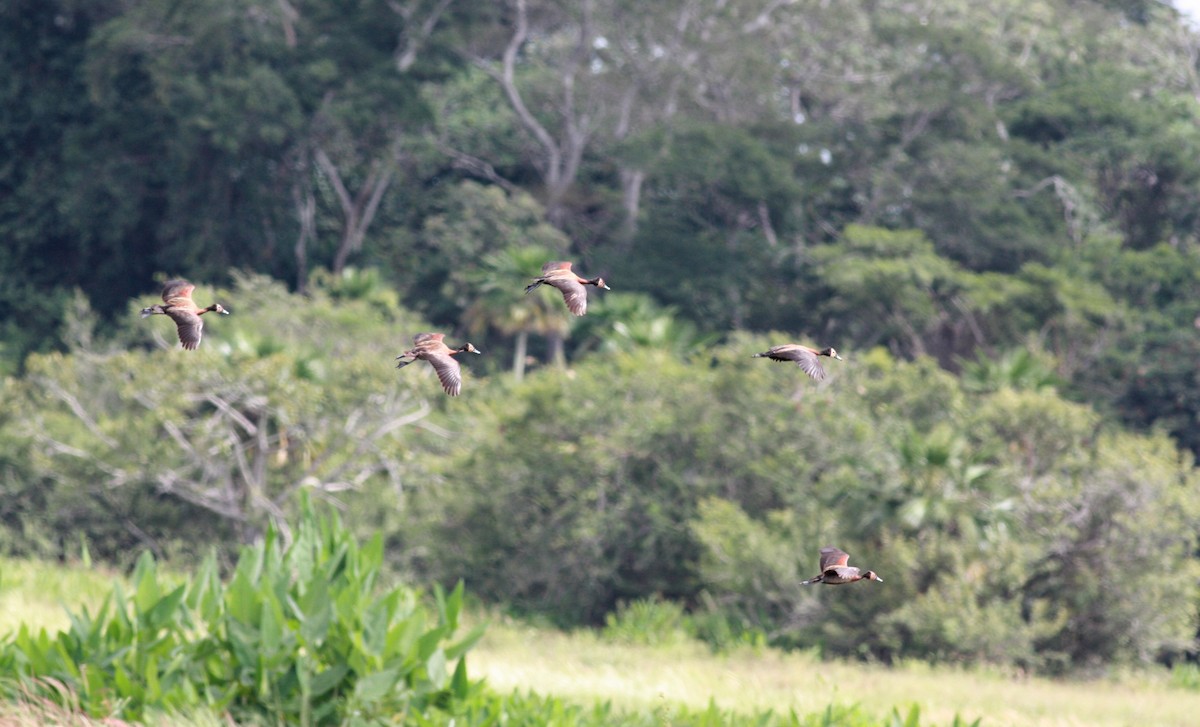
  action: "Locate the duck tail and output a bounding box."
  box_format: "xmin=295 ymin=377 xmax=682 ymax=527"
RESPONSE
xmin=140 ymin=305 xmax=164 ymax=318
xmin=524 ymin=279 xmax=543 ymax=294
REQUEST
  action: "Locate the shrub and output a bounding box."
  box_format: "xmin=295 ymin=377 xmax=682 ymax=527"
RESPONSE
xmin=602 ymin=597 xmax=691 ymax=647
xmin=0 ymin=496 xmax=484 ymax=725
xmin=1170 ymin=663 xmax=1200 ymax=692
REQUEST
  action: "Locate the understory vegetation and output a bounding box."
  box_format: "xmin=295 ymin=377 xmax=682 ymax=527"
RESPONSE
xmin=4 ymin=0 xmax=1200 ymax=723
xmin=1 ymin=277 xmax=1196 ymax=676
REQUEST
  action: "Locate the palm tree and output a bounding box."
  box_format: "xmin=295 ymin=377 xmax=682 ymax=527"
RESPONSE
xmin=960 ymin=345 xmax=1062 ymax=393
xmin=573 ymin=292 xmax=716 ymax=357
xmin=892 ymin=424 xmax=1007 ymax=544
xmin=462 ymin=245 xmax=571 ymax=380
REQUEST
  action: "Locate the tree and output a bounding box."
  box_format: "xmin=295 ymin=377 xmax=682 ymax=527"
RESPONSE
xmin=1 ymin=275 xmax=434 ymax=560
xmin=463 ymin=245 xmax=570 ymax=379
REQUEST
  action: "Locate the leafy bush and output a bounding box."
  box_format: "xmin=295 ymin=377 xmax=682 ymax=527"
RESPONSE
xmin=602 ymin=597 xmax=691 ymax=647
xmin=417 ymin=339 xmax=1200 ymax=671
xmin=1170 ymin=663 xmax=1200 ymax=692
xmin=0 ymin=273 xmax=433 ymax=565
xmin=0 ymin=496 xmax=484 ymax=725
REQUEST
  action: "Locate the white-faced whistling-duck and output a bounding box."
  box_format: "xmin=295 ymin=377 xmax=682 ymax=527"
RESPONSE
xmin=524 ymin=261 xmax=610 ymax=316
xmin=800 ymin=547 xmax=883 ymax=585
xmin=395 ymin=332 xmax=482 ymax=396
xmin=140 ymin=279 xmax=230 ymax=350
xmin=753 ymin=343 xmax=842 ymax=381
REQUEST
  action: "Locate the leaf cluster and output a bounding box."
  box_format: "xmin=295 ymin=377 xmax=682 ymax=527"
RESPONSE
xmin=0 ymin=496 xmax=483 ymax=725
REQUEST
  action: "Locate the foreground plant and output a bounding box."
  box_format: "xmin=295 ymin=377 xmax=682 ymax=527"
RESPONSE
xmin=0 ymin=496 xmax=483 ymax=725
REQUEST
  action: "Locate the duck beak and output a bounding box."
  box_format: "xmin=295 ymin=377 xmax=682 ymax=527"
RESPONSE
xmin=602 ymin=283 xmax=611 ymax=290
xmin=472 ymin=348 xmax=482 ymax=354
xmin=834 ymin=353 xmax=843 ymax=360
xmin=220 ymin=309 xmax=231 ymax=315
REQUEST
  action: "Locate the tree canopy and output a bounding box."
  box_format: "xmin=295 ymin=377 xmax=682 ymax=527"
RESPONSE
xmin=3 ymin=0 xmax=1200 ymax=674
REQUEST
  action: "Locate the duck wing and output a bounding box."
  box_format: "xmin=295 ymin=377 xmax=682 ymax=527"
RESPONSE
xmin=818 ymin=547 xmax=851 ymax=571
xmin=541 ymin=261 xmax=574 ymax=274
xmin=425 ymin=352 xmax=464 ymax=396
xmin=166 ymin=309 xmax=204 ymax=350
xmin=790 ymin=349 xmax=826 ymax=380
xmin=161 ymin=280 xmax=196 ymax=305
xmin=548 ymin=277 xmax=589 ymax=316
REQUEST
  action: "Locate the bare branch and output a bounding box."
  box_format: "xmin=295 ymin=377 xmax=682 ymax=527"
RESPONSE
xmin=276 ymin=0 xmax=299 ymax=48
xmin=757 ymin=200 xmax=778 ymax=247
xmin=162 ymin=419 xmax=202 ymax=460
xmin=198 ymin=393 xmax=259 ymax=435
xmin=438 ymin=142 xmax=519 ymax=193
xmin=742 ymin=0 xmax=797 ymax=34
xmin=39 ymin=377 xmax=118 ymax=448
xmin=318 ymin=139 xmax=401 ymax=274
xmin=392 ymin=0 xmax=455 ymax=72
xmin=314 ymin=146 xmax=355 ymax=220
xmin=496 ymin=0 xmax=563 ymax=188
xmin=157 ymin=471 xmax=248 ymax=522
xmin=292 ymin=179 xmax=316 ymax=294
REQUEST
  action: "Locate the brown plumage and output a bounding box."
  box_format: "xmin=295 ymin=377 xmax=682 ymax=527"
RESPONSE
xmin=524 ymin=261 xmax=610 ymax=316
xmin=800 ymin=547 xmax=883 ymax=585
xmin=140 ymin=279 xmax=230 ymax=350
xmin=395 ymin=332 xmax=482 ymax=396
xmin=752 ymin=343 xmax=842 ymax=381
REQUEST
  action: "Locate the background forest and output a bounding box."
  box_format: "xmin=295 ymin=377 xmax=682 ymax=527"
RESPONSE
xmin=3 ymin=0 xmax=1200 ymax=679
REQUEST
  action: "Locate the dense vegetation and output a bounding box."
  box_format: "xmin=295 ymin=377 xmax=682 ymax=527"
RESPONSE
xmin=3 ymin=0 xmax=1200 ymax=695
xmin=1 ymin=498 xmax=482 ymax=725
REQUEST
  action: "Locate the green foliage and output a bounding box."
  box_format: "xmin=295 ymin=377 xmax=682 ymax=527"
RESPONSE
xmin=4 ymin=0 xmax=1200 ymax=683
xmin=612 ymin=122 xmax=803 ymax=332
xmin=0 ymin=496 xmax=484 ymax=725
xmin=403 ymin=181 xmax=571 ymax=326
xmin=0 ymin=273 xmax=432 ymax=563
xmin=415 ymin=336 xmax=1200 ymax=670
xmin=1170 ymin=663 xmax=1200 ymax=692
xmin=602 ymin=598 xmax=691 ymax=647
xmin=417 ymin=689 xmax=961 ymax=727
xmin=572 ymin=292 xmax=719 ymax=358
xmin=960 ymin=346 xmax=1062 ymax=393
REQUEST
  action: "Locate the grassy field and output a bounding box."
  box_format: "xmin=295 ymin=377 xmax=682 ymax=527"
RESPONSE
xmin=2 ymin=557 xmax=1197 ymax=726
xmin=0 ymin=557 xmax=118 ymax=634
xmin=467 ymin=617 xmax=1198 ymax=727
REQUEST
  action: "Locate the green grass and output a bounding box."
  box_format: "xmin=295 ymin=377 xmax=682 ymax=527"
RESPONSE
xmin=468 ymin=616 xmax=1198 ymax=727
xmin=0 ymin=557 xmax=116 ymax=635
xmin=2 ymin=557 xmax=1197 ymax=726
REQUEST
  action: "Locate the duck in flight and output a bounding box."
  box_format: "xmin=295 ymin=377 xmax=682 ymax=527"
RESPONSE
xmin=753 ymin=343 xmax=842 ymax=381
xmin=395 ymin=332 xmax=482 ymax=396
xmin=140 ymin=279 xmax=230 ymax=350
xmin=800 ymin=547 xmax=883 ymax=585
xmin=524 ymin=261 xmax=610 ymax=316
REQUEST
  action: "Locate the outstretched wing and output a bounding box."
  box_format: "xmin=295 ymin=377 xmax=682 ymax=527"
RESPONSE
xmin=426 ymin=353 xmax=464 ymax=396
xmin=541 ymin=261 xmax=574 ymax=274
xmin=818 ymin=547 xmax=850 ymax=571
xmin=161 ymin=279 xmax=195 ymax=305
xmin=166 ymin=309 xmax=204 ymax=350
xmin=790 ymin=349 xmax=826 ymax=380
xmin=548 ymin=277 xmax=588 ymax=316
xmin=412 ymin=332 xmax=445 ymax=345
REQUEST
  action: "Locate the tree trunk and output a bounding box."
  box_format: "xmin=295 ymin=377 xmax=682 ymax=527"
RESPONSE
xmin=315 ymin=145 xmax=397 ymax=276
xmin=292 ymin=183 xmax=315 ymax=294
xmin=617 ymin=166 xmax=644 ymax=249
xmin=547 ymin=331 xmax=565 ymax=368
xmin=513 ymin=329 xmax=528 ymax=381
